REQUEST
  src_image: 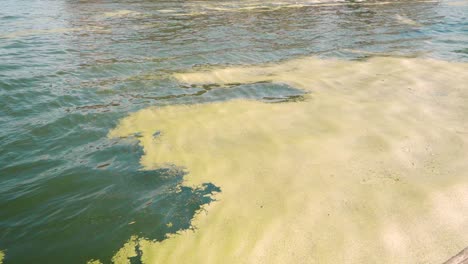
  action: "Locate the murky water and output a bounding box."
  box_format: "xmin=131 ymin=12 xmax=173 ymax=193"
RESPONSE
xmin=1 ymin=0 xmax=467 ymax=263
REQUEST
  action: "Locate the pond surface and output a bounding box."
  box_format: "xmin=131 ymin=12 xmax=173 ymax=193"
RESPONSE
xmin=0 ymin=0 xmax=467 ymax=263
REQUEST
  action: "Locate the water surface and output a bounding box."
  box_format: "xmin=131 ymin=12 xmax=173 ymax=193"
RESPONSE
xmin=1 ymin=0 xmax=468 ymax=263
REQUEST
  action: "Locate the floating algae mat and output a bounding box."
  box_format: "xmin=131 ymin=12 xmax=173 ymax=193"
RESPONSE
xmin=106 ymin=56 xmax=468 ymax=263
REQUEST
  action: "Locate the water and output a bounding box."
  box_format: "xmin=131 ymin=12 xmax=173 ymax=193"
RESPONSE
xmin=0 ymin=0 xmax=467 ymax=263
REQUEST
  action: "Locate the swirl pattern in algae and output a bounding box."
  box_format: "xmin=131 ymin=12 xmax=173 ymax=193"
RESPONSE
xmin=108 ymin=56 xmax=468 ymax=264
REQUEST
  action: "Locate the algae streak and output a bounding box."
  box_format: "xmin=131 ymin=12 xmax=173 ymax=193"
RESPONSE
xmin=108 ymin=56 xmax=468 ymax=264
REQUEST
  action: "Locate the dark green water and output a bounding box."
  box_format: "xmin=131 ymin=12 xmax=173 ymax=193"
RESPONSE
xmin=0 ymin=0 xmax=467 ymax=263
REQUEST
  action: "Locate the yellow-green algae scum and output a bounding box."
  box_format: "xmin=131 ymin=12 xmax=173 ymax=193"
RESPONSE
xmin=0 ymin=250 xmax=4 ymax=264
xmin=107 ymin=56 xmax=468 ymax=264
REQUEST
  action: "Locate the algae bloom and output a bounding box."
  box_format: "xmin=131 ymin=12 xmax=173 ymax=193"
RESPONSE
xmin=107 ymin=56 xmax=468 ymax=264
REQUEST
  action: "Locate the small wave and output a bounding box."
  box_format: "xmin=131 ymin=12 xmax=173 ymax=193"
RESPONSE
xmin=0 ymin=26 xmax=109 ymax=39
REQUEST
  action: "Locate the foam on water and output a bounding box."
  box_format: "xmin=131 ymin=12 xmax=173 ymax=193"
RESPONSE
xmin=106 ymin=56 xmax=468 ymax=263
xmin=165 ymin=0 xmax=439 ymax=16
xmin=102 ymin=10 xmax=141 ymax=18
xmin=394 ymin=14 xmax=422 ymax=26
xmin=446 ymin=0 xmax=468 ymax=6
